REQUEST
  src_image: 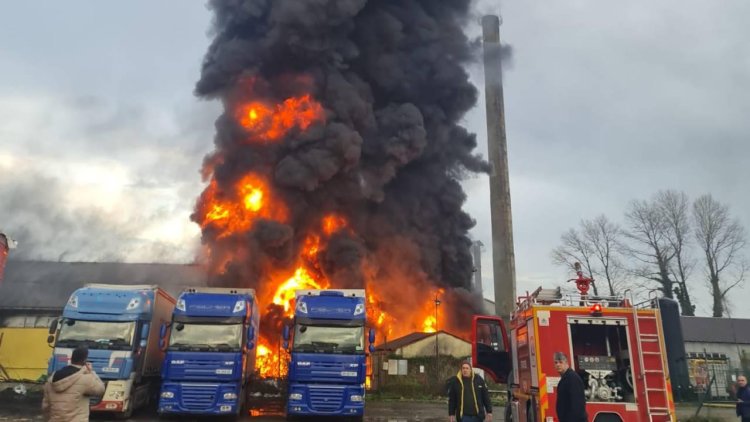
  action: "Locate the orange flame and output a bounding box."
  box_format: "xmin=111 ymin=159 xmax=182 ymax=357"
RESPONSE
xmin=239 ymin=94 xmax=325 ymax=142
xmin=256 ymin=338 xmax=287 ymax=379
xmin=272 ymin=267 xmax=329 ymax=316
xmin=197 ymin=174 xmax=288 ymax=237
xmin=423 ymin=315 xmax=437 ymax=333
xmin=322 ymin=214 xmax=348 ymax=235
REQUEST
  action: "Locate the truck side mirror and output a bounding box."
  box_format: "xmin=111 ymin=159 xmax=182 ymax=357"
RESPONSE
xmin=471 ymin=316 xmax=510 ymax=384
xmin=282 ymin=325 xmax=290 ymax=342
xmin=47 ymin=335 xmax=55 ymax=345
xmin=48 ymin=319 xmax=58 ymax=335
xmin=159 ymin=323 xmax=168 ymax=351
xmin=369 ymin=328 xmax=375 ymax=344
xmin=141 ymin=322 xmax=150 ymax=341
xmin=369 ymin=344 xmax=375 ymax=353
xmin=247 ymin=326 xmax=255 ymax=341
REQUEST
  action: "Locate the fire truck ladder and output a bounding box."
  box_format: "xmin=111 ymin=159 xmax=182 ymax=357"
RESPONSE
xmin=631 ymin=291 xmax=672 ymax=421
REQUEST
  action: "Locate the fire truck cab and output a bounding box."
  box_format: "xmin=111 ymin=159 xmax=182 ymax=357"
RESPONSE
xmin=472 ymin=287 xmax=676 ymax=422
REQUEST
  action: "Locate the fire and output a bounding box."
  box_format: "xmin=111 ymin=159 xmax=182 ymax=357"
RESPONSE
xmin=322 ymin=214 xmax=347 ymax=235
xmin=272 ymin=267 xmax=329 ymax=316
xmin=196 ymin=174 xmax=288 ymax=237
xmin=238 ymin=94 xmax=325 ymax=142
xmin=256 ymin=340 xmax=287 ymax=379
xmin=423 ymin=315 xmax=437 ymax=333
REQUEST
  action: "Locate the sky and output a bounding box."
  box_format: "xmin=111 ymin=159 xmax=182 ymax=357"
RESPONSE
xmin=0 ymin=1 xmax=748 ymax=317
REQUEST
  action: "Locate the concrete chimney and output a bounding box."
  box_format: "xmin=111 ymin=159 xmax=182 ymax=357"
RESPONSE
xmin=471 ymin=241 xmax=484 ymax=297
xmin=482 ymin=15 xmax=516 ymax=321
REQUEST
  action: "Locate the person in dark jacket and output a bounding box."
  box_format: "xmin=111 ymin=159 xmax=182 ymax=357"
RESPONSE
xmin=448 ymin=361 xmax=492 ymax=422
xmin=737 ymin=375 xmax=750 ymax=422
xmin=554 ymin=352 xmax=588 ymax=422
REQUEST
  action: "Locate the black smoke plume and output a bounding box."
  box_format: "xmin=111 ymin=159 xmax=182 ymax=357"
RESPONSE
xmin=194 ymin=0 xmax=488 ymax=332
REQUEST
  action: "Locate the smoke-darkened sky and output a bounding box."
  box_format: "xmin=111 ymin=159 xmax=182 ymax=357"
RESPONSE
xmin=1 ymin=0 xmax=748 ymax=316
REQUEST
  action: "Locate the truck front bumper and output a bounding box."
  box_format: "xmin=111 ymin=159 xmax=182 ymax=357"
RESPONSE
xmin=158 ymin=381 xmax=241 ymax=415
xmin=286 ymin=383 xmax=365 ymax=417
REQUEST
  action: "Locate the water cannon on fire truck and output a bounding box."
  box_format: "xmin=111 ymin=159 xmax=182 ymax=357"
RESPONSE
xmin=471 ymin=263 xmax=677 ymax=422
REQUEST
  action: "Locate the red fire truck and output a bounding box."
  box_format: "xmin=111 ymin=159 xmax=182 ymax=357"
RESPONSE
xmin=472 ymin=285 xmax=676 ymax=422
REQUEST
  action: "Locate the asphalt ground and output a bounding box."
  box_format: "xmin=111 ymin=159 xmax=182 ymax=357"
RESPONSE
xmin=0 ymin=392 xmax=498 ymax=422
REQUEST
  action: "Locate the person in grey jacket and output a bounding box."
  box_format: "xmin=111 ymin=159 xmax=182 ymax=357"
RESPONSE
xmin=42 ymin=346 xmax=105 ymax=422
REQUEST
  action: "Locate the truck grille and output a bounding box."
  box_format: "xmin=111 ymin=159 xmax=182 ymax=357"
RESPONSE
xmin=180 ymin=384 xmax=217 ymax=410
xmin=308 ymin=386 xmax=344 ymax=413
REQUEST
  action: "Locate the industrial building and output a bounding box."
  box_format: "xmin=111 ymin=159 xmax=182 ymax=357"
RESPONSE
xmin=370 ymin=330 xmax=473 ymax=393
xmin=680 ymin=316 xmax=750 ymax=399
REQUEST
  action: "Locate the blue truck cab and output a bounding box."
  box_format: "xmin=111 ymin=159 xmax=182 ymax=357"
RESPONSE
xmin=283 ymin=289 xmax=375 ymax=421
xmin=47 ymin=284 xmax=175 ymax=417
xmin=157 ymin=287 xmax=259 ymax=416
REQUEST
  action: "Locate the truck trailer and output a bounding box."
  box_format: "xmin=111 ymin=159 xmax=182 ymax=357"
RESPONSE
xmin=283 ymin=289 xmax=375 ymax=421
xmin=473 ymin=286 xmax=676 ymax=422
xmin=48 ymin=284 xmax=175 ymax=418
xmin=157 ymin=287 xmax=259 ymax=416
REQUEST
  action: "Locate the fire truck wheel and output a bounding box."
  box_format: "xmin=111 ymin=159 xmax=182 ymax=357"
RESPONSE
xmin=527 ymin=396 xmax=537 ymax=422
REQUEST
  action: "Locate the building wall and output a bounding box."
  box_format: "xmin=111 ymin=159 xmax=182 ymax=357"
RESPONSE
xmin=399 ymin=333 xmax=470 ymax=359
xmin=684 ymin=341 xmax=750 ymax=370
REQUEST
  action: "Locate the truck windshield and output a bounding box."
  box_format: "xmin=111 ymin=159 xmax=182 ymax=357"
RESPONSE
xmin=168 ymin=323 xmax=242 ymax=352
xmin=56 ymin=320 xmax=135 ymax=350
xmin=293 ymin=324 xmax=364 ymax=354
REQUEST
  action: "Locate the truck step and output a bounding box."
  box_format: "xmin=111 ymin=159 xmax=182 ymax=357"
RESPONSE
xmin=644 ymin=370 xmax=664 ymax=374
xmin=646 ymin=388 xmax=667 ymax=392
xmin=642 ymin=351 xmax=662 ymax=355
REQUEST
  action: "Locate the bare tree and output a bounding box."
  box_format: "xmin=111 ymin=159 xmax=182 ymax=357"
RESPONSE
xmin=692 ymin=194 xmax=747 ymax=317
xmin=623 ymin=199 xmax=676 ymax=299
xmin=581 ymin=215 xmax=627 ymax=296
xmin=552 ymin=227 xmax=600 ymax=295
xmin=656 ymin=190 xmax=696 ymax=316
xmin=552 ymin=215 xmax=627 ymax=296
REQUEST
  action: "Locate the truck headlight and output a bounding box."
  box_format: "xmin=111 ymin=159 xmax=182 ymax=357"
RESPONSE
xmin=68 ymin=296 xmax=78 ymax=308
xmin=176 ymin=299 xmax=186 ymax=311
xmin=350 ymin=395 xmax=363 ymax=402
xmin=233 ymin=300 xmax=245 ymax=313
xmin=161 ymin=391 xmax=174 ymax=399
xmin=289 ymin=393 xmax=303 ymax=401
xmin=223 ymin=392 xmax=237 ymax=400
xmin=353 ymin=303 xmax=365 ymax=315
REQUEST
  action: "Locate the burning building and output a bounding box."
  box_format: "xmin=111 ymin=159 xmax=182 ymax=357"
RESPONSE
xmin=192 ymin=1 xmax=489 ymax=377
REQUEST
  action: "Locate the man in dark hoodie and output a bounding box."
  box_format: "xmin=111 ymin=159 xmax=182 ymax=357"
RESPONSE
xmin=42 ymin=346 xmax=105 ymax=422
xmin=448 ymin=361 xmax=492 ymax=422
xmin=554 ymin=351 xmax=588 ymax=422
xmin=737 ymin=375 xmax=750 ymax=422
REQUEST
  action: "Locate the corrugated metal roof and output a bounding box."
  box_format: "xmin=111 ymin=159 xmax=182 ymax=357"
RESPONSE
xmin=0 ymin=261 xmax=208 ymax=311
xmin=680 ymin=316 xmax=750 ymax=344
